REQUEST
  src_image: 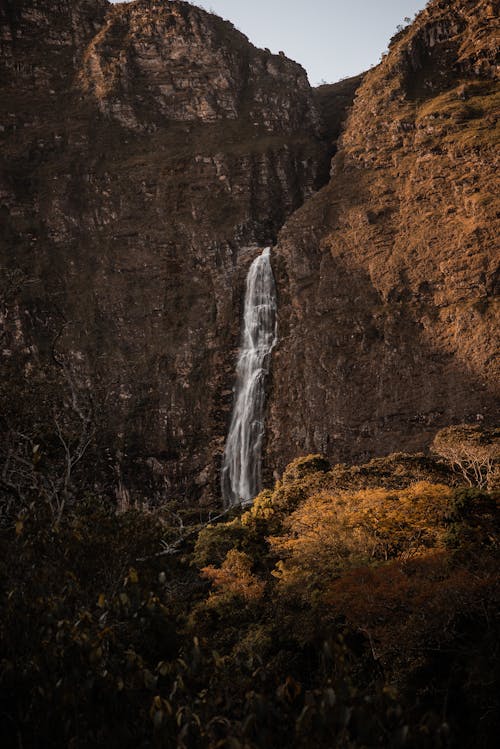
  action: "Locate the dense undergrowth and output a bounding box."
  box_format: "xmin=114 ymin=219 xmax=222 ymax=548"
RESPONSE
xmin=0 ymin=448 xmax=499 ymax=749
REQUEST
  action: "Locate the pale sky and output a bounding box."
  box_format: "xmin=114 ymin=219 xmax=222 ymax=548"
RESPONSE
xmin=110 ymin=0 xmax=429 ymax=85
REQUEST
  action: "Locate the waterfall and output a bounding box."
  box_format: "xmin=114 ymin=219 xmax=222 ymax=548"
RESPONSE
xmin=221 ymin=247 xmax=278 ymax=507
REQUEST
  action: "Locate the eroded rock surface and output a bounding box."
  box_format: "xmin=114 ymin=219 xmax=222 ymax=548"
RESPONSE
xmin=0 ymin=0 xmax=334 ymax=502
xmin=267 ymin=0 xmax=499 ymax=476
xmin=1 ymin=0 xmax=498 ymax=504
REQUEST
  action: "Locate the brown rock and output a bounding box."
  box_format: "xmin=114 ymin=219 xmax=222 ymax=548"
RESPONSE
xmin=266 ymin=0 xmax=499 ymax=480
xmin=0 ymin=0 xmax=338 ymax=503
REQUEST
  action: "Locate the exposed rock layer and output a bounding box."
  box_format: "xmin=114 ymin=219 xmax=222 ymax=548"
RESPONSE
xmin=0 ymin=0 xmax=337 ymax=501
xmin=267 ymin=0 xmax=499 ymax=477
xmin=1 ymin=0 xmax=498 ymax=503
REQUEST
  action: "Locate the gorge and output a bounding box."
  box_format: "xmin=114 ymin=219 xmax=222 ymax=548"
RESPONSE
xmin=1 ymin=2 xmax=499 ymax=748
xmin=0 ymin=0 xmax=498 ymax=508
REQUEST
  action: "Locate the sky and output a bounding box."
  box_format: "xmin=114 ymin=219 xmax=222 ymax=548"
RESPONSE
xmin=110 ymin=0 xmax=429 ymax=85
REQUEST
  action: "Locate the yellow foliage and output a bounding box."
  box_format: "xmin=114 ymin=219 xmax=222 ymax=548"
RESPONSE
xmin=281 ymin=454 xmax=330 ymax=484
xmin=269 ymin=482 xmax=453 ymax=595
xmin=241 ymin=490 xmax=275 ymax=525
xmin=201 ymin=549 xmax=265 ymax=603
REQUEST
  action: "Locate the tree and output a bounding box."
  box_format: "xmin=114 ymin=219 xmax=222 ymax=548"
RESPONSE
xmin=201 ymin=549 xmax=266 ymax=603
xmin=0 ymin=363 xmax=96 ymax=527
xmin=432 ymin=425 xmax=499 ymax=489
xmin=269 ymin=482 xmax=453 ymax=597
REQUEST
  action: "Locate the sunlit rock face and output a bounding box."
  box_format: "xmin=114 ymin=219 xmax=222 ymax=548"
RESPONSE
xmin=266 ymin=0 xmax=499 ymax=479
xmin=2 ymin=0 xmax=497 ymax=505
xmin=0 ymin=0 xmax=336 ymax=503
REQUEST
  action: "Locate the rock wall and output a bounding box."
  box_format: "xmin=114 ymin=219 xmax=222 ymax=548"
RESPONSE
xmin=0 ymin=0 xmax=338 ymax=503
xmin=1 ymin=0 xmax=498 ymax=505
xmin=267 ymin=0 xmax=499 ymax=477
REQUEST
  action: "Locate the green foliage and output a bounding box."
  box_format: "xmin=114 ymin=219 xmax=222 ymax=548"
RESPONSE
xmin=0 ymin=500 xmax=182 ymax=747
xmin=445 ymin=487 xmax=500 ymax=551
xmin=193 ymin=516 xmax=248 ymax=567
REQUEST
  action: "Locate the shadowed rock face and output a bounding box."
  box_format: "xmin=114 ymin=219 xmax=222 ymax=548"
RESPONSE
xmin=1 ymin=0 xmax=498 ymax=505
xmin=266 ymin=0 xmax=499 ymax=479
xmin=0 ymin=0 xmax=338 ymax=503
xmin=80 ymin=0 xmax=318 ymax=133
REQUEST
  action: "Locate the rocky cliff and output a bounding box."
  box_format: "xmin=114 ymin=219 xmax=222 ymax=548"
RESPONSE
xmin=0 ymin=0 xmax=343 ymax=502
xmin=1 ymin=0 xmax=498 ymax=505
xmin=267 ymin=0 xmax=499 ymax=477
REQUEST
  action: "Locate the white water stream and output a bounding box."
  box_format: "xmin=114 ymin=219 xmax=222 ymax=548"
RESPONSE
xmin=221 ymin=247 xmax=277 ymax=507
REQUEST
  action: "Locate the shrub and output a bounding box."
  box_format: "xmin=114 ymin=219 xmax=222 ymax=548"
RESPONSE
xmin=432 ymin=424 xmax=499 ymax=489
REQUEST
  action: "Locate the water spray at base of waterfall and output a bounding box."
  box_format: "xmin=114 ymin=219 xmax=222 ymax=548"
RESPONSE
xmin=221 ymin=247 xmax=278 ymax=507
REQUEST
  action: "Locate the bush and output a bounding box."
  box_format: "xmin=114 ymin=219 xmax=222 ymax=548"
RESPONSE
xmin=432 ymin=424 xmax=499 ymax=489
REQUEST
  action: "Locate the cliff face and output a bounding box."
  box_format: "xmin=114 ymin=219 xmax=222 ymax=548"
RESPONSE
xmin=1 ymin=0 xmax=498 ymax=504
xmin=0 ymin=0 xmax=338 ymax=501
xmin=80 ymin=0 xmax=318 ymax=133
xmin=267 ymin=0 xmax=499 ymax=475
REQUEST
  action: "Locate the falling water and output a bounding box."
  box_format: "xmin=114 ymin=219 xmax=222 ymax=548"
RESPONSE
xmin=221 ymin=247 xmax=278 ymax=507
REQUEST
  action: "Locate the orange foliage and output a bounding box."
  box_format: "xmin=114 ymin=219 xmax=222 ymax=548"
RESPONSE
xmin=201 ymin=549 xmax=265 ymax=603
xmin=269 ymin=482 xmax=453 ymax=595
xmin=325 ymin=550 xmax=498 ymax=665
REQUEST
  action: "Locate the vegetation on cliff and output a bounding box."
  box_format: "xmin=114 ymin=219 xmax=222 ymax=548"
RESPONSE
xmin=0 ymin=1 xmax=498 ymax=747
